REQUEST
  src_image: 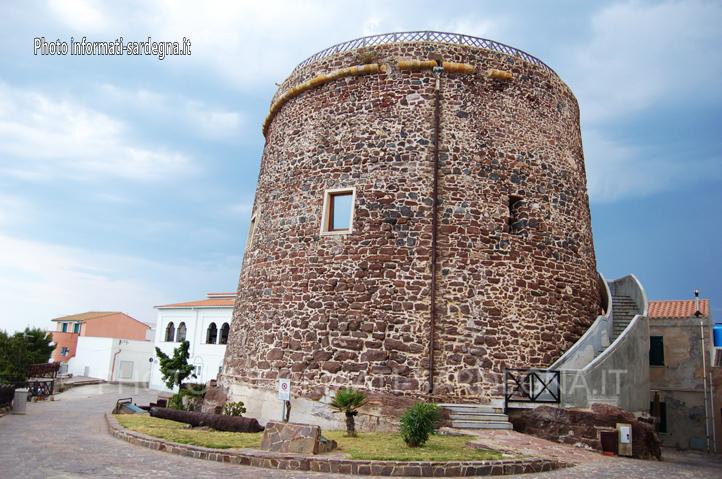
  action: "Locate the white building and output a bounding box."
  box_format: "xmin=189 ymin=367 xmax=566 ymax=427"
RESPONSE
xmin=149 ymin=292 xmax=235 ymax=392
xmin=68 ymin=336 xmax=154 ymax=383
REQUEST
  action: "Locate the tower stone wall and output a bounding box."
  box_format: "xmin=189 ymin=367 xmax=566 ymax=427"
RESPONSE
xmin=220 ymin=36 xmax=601 ymax=424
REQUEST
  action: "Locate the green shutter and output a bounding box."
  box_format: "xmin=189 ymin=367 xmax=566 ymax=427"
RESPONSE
xmin=649 ymin=336 xmax=665 ymax=366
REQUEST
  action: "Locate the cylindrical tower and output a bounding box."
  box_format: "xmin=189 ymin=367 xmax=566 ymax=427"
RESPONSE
xmin=220 ymin=32 xmax=601 ymax=427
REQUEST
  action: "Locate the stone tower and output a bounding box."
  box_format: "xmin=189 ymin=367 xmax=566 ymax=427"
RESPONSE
xmin=220 ymin=32 xmax=601 ymax=427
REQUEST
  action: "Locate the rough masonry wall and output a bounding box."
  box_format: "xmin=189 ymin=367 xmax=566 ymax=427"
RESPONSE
xmin=221 ymin=41 xmax=601 ymax=410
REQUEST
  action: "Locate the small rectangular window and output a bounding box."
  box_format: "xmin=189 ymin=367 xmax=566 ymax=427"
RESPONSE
xmin=322 ymin=188 xmax=355 ymax=234
xmin=508 ymin=195 xmax=525 ymax=234
xmin=650 ymin=336 xmax=665 ymax=366
xmin=73 ymin=323 xmax=81 ymax=334
xmin=247 ymin=212 xmax=257 ymax=250
xmin=60 ymin=347 xmax=70 ymax=356
xmin=61 ymin=323 xmax=68 ymax=333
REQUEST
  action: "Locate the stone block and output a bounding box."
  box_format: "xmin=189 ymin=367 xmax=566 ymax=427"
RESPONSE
xmin=260 ymin=421 xmax=322 ymax=454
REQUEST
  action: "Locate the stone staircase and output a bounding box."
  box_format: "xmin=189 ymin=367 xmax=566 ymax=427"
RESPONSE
xmin=611 ymin=295 xmax=637 ymax=341
xmin=438 ymin=403 xmax=513 ymax=430
xmin=589 ymin=294 xmax=640 ymax=359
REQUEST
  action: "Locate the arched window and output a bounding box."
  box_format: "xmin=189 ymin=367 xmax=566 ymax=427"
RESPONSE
xmin=206 ymin=322 xmax=218 ymax=344
xmin=165 ymin=322 xmax=175 ymax=342
xmin=219 ymin=323 xmax=230 ymax=345
xmin=176 ymin=322 xmax=187 ymax=342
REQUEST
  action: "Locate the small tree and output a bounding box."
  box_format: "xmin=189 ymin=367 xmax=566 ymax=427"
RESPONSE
xmin=0 ymin=328 xmax=55 ymax=384
xmin=400 ymin=403 xmax=441 ymax=447
xmin=155 ymin=341 xmax=196 ymax=390
xmin=329 ymin=387 xmax=368 ymax=437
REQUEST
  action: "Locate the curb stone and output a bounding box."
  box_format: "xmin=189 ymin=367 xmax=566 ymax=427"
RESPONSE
xmin=106 ymin=414 xmax=572 ymax=476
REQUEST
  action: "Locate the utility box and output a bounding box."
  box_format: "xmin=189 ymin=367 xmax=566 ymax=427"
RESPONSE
xmin=617 ymin=423 xmax=632 ymax=457
xmin=11 ymin=388 xmax=28 ymax=415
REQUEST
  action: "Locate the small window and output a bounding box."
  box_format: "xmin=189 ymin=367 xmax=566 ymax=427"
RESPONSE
xmin=219 ymin=322 xmax=230 ymax=345
xmin=60 ymin=346 xmax=70 ymax=356
xmin=176 ymin=322 xmax=187 ymax=342
xmin=247 ymin=212 xmax=257 ymax=250
xmin=73 ymin=323 xmax=81 ymax=334
xmin=165 ymin=322 xmax=175 ymax=342
xmin=206 ymin=322 xmax=218 ymax=344
xmin=650 ymin=401 xmax=667 ymax=433
xmin=508 ymin=195 xmax=525 ymax=234
xmin=322 ymin=188 xmax=355 ymax=234
xmin=650 ymin=336 xmax=665 ymax=366
xmin=61 ymin=322 xmax=68 ymax=333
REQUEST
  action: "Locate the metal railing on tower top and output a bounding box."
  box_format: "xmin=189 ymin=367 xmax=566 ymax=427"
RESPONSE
xmin=289 ymin=31 xmax=557 ymax=77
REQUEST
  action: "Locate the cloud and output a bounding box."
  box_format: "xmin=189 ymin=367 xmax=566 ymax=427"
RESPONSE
xmin=99 ymin=84 xmax=246 ymax=140
xmin=0 ymin=194 xmax=31 ymax=226
xmin=0 ymin=233 xmax=240 ymax=333
xmin=42 ymin=1 xmax=502 ymax=90
xmin=47 ymin=0 xmax=108 ymax=33
xmin=584 ymin=129 xmax=722 ymax=202
xmin=0 ymin=83 xmax=194 ymax=181
xmin=570 ymin=0 xmax=722 ymax=123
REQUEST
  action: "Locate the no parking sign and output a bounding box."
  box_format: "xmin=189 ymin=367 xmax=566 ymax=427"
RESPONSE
xmin=277 ymin=378 xmax=291 ymax=401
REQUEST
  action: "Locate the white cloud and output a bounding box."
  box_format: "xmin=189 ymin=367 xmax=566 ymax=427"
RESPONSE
xmin=0 ymin=194 xmax=31 ymax=226
xmin=44 ymin=1 xmax=502 ymax=90
xmin=100 ymin=84 xmax=245 ymax=140
xmin=47 ymin=0 xmax=108 ymax=33
xmin=0 ymin=233 xmax=240 ymax=333
xmin=570 ymin=0 xmax=722 ymax=123
xmin=0 ymin=83 xmax=194 ymax=181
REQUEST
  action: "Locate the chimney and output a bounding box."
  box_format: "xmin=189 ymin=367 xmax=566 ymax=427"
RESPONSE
xmin=694 ymin=289 xmax=702 ymax=318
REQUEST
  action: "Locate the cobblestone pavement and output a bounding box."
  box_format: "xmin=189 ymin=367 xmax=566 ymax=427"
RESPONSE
xmin=0 ymin=384 xmax=720 ymax=478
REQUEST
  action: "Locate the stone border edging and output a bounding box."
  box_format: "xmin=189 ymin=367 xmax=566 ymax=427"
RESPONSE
xmin=106 ymin=414 xmax=570 ymax=476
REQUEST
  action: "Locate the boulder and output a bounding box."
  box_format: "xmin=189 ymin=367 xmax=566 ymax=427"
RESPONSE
xmin=200 ymin=384 xmax=228 ymax=414
xmin=260 ymin=421 xmax=338 ymax=454
xmin=508 ymin=403 xmax=661 ymax=460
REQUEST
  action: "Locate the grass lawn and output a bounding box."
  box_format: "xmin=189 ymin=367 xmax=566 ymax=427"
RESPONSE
xmin=325 ymin=431 xmax=503 ymax=461
xmin=115 ymin=414 xmax=262 ymax=449
xmin=115 ymin=415 xmax=502 ymax=461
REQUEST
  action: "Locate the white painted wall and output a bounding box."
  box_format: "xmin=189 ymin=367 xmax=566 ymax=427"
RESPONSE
xmin=149 ymin=307 xmax=231 ymax=392
xmin=68 ymin=336 xmax=153 ymax=383
xmin=68 ymin=337 xmax=113 ymax=379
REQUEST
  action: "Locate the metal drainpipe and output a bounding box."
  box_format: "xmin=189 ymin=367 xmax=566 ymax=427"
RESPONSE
xmin=429 ymin=64 xmax=444 ymax=395
xmin=700 ymin=317 xmax=711 ymax=453
xmin=696 ymin=289 xmax=712 ymax=453
xmin=110 ymin=344 xmax=122 ymax=381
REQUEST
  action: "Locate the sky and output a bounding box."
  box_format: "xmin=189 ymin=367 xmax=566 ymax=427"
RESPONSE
xmin=0 ymin=0 xmax=720 ymax=332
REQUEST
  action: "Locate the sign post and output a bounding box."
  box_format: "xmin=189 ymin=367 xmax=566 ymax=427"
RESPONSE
xmin=277 ymin=378 xmax=291 ymax=422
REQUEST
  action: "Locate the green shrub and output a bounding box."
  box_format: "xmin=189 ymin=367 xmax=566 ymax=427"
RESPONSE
xmin=399 ymin=403 xmax=440 ymax=447
xmin=222 ymin=401 xmax=247 ymax=416
xmin=168 ymin=391 xmax=184 ymax=410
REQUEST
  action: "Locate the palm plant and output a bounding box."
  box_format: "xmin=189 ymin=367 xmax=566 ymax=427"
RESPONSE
xmin=329 ymin=387 xmax=368 ymax=437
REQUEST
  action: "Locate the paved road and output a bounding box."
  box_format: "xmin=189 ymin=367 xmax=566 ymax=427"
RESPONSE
xmin=0 ymin=384 xmax=721 ymax=478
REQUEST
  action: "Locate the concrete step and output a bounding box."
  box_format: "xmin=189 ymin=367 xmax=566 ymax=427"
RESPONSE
xmin=438 ymin=403 xmax=503 ymax=414
xmin=448 ymin=413 xmax=509 ymax=421
xmin=450 ymin=420 xmax=513 ymax=430
xmin=439 ymin=403 xmax=513 ymax=430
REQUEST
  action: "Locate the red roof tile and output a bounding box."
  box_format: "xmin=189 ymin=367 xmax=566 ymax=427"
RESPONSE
xmin=648 ymin=299 xmax=709 ymax=319
xmin=156 ymin=292 xmax=237 ymax=309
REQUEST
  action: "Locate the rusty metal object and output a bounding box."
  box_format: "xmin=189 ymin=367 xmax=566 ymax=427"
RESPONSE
xmin=149 ymin=407 xmax=264 ymax=433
